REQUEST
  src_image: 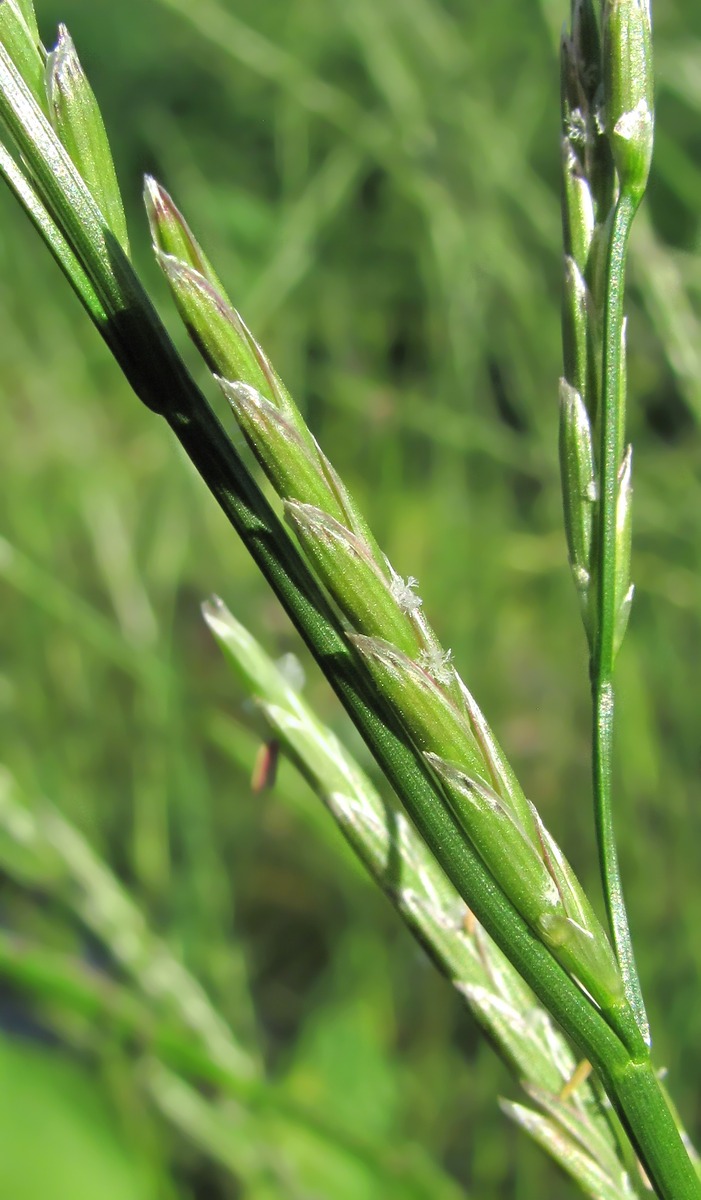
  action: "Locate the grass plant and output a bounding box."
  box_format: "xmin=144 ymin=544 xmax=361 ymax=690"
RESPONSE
xmin=0 ymin=1 xmax=699 ymax=1197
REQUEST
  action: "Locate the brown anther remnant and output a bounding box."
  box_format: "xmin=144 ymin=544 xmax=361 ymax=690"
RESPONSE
xmin=251 ymin=740 xmax=279 ymax=793
xmin=558 ymin=1058 xmax=593 ymax=1101
xmin=462 ymin=906 xmax=477 ymax=937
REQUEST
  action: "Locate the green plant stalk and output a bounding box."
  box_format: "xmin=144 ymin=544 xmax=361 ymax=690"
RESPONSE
xmin=0 ymin=37 xmax=698 ymax=1200
xmin=593 ymin=192 xmax=646 ymax=1038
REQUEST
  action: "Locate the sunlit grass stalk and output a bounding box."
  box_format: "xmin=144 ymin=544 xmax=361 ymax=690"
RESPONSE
xmin=0 ymin=4 xmax=697 ymax=1198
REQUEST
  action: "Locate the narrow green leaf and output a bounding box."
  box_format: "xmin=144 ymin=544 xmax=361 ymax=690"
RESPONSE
xmin=0 ymin=140 xmax=107 ymax=324
xmin=0 ymin=769 xmax=61 ymax=886
xmin=11 ymin=0 xmax=40 ymax=45
xmin=0 ymin=774 xmax=258 ymax=1081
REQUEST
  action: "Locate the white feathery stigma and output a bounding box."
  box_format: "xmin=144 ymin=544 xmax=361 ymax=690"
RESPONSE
xmin=418 ymin=645 xmax=454 ymax=686
xmin=389 ymin=568 xmax=423 ymax=614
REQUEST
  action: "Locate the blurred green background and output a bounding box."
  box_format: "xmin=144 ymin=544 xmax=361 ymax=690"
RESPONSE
xmin=1 ymin=0 xmax=700 ymax=1196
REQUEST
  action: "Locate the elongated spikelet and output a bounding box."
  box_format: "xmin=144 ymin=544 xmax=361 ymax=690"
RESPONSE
xmin=46 ymin=26 xmax=129 ymax=255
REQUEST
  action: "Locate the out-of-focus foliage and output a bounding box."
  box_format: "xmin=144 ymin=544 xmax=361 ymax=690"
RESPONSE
xmin=0 ymin=0 xmax=699 ymax=1196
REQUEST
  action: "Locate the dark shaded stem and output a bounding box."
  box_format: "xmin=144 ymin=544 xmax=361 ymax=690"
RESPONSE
xmin=593 ymin=193 xmax=647 ymax=1038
